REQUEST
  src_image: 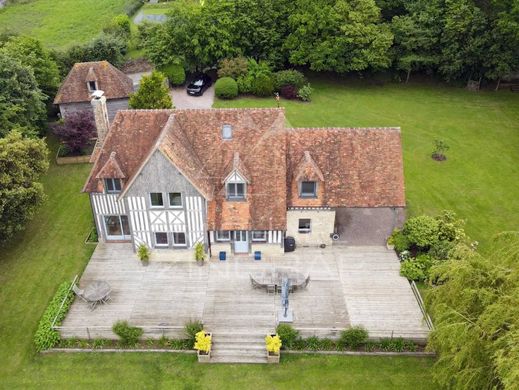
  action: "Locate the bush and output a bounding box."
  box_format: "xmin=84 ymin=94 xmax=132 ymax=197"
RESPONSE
xmin=104 ymin=14 xmax=131 ymax=37
xmin=252 ymin=74 xmax=274 ymax=97
xmin=305 ymin=336 xmax=321 ymax=351
xmin=273 ymin=69 xmax=307 ymax=91
xmin=124 ymin=0 xmax=145 ymax=16
xmin=402 ymin=215 xmax=439 ymax=249
xmin=400 ymin=255 xmax=435 ymax=281
xmin=137 ymin=244 xmax=150 ymax=262
xmin=428 ymin=240 xmax=455 ymax=260
xmin=280 ymin=84 xmax=297 ymax=99
xmin=168 ymin=338 xmax=192 ymax=350
xmin=184 ymin=320 xmax=204 ymax=347
xmin=161 ymin=64 xmax=186 ymax=86
xmin=194 ymin=242 xmax=205 ymax=262
xmin=129 ymin=70 xmax=172 ymax=109
xmin=236 ymin=75 xmax=254 ymax=94
xmin=34 ymin=281 xmax=74 ymax=351
xmin=339 ymin=326 xmax=369 ymax=349
xmin=297 ymin=83 xmax=313 ymax=102
xmin=112 ymin=321 xmax=143 ymax=347
xmin=436 ymin=210 xmax=466 ymax=243
xmin=388 ymin=229 xmax=410 ymax=253
xmin=218 ymin=56 xmax=248 ymax=79
xmin=215 ymin=77 xmax=238 ymax=99
xmin=276 ymin=324 xmax=300 ymax=349
xmin=52 ymin=111 xmax=96 ymax=154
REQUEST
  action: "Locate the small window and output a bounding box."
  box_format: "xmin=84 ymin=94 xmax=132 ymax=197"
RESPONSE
xmin=155 ymin=232 xmax=168 ymax=247
xmin=252 ymin=230 xmax=267 ymax=242
xmin=216 ymin=230 xmax=230 ymax=241
xmin=88 ymin=81 xmax=97 ymax=91
xmin=227 ymin=183 xmax=245 ymax=200
xmin=169 ymin=192 xmax=182 ymax=208
xmin=150 ymin=193 xmax=164 ymax=207
xmin=300 ymin=181 xmax=317 ymax=198
xmin=105 ymin=178 xmax=122 ymax=193
xmin=222 ymin=124 xmax=232 ymax=140
xmin=298 ymin=219 xmax=311 ymax=233
xmin=173 ymin=232 xmax=186 ymax=246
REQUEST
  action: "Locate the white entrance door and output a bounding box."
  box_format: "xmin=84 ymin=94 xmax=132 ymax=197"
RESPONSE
xmin=234 ymin=231 xmax=248 ymax=253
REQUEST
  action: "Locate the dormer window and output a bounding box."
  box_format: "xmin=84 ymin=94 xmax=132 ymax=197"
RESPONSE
xmin=222 ymin=124 xmax=233 ymax=140
xmin=300 ymin=181 xmax=317 ymax=198
xmin=88 ymin=81 xmax=97 ymax=92
xmin=105 ymin=178 xmax=121 ymax=193
xmin=227 ymin=182 xmax=245 ymax=200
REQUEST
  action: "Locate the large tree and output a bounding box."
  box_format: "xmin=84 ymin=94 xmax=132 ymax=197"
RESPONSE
xmin=0 ymin=52 xmax=46 ymax=138
xmin=129 ymin=70 xmax=173 ymax=109
xmin=427 ymin=232 xmax=519 ymax=389
xmin=285 ymin=0 xmax=393 ymax=73
xmin=0 ymin=131 xmax=49 ymax=244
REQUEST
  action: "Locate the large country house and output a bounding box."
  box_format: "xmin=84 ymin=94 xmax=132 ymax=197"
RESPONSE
xmin=83 ymin=97 xmax=405 ymax=256
xmin=54 ymin=61 xmax=134 ymax=122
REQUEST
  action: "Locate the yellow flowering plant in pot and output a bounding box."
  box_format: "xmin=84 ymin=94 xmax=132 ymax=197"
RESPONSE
xmin=194 ymin=330 xmax=212 ymax=362
xmin=265 ymin=334 xmax=282 ymax=363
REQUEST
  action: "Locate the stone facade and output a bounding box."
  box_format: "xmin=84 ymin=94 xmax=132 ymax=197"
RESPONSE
xmin=286 ymin=209 xmax=336 ymax=247
xmin=59 ymin=98 xmax=129 ymax=123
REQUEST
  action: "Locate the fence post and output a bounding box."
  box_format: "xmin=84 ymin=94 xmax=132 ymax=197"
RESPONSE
xmin=87 ymin=327 xmax=91 ymax=340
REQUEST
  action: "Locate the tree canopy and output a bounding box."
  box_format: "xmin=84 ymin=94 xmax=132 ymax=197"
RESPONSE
xmin=129 ymin=71 xmax=173 ymax=109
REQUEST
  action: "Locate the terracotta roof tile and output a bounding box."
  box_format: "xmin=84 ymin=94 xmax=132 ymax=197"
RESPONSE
xmin=96 ymin=152 xmax=126 ymax=179
xmin=54 ymin=61 xmax=133 ymax=105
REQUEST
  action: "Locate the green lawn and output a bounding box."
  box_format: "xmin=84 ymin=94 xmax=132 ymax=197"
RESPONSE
xmin=214 ymin=76 xmax=519 ymax=250
xmin=0 ymin=138 xmax=435 ymax=388
xmin=0 ymin=0 xmax=130 ymax=49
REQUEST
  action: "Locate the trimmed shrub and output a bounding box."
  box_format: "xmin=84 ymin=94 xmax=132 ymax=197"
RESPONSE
xmin=137 ymin=244 xmax=150 ymax=262
xmin=194 ymin=242 xmax=205 ymax=262
xmin=113 ymin=321 xmax=143 ymax=347
xmin=215 ymin=77 xmax=238 ymax=99
xmin=436 ymin=210 xmax=466 ymax=242
xmin=273 ymin=69 xmax=307 ymax=91
xmin=52 ymin=111 xmax=96 ymax=154
xmin=402 ymin=215 xmax=440 ymax=249
xmin=280 ymin=84 xmax=297 ymax=99
xmin=161 ymin=64 xmax=186 ymax=86
xmin=218 ymin=56 xmax=248 ymax=79
xmin=236 ymin=75 xmax=254 ymax=94
xmin=34 ymin=281 xmax=74 ymax=351
xmin=184 ymin=319 xmax=204 ymax=347
xmin=400 ymin=255 xmax=435 ymax=281
xmin=252 ymin=74 xmax=274 ymax=97
xmin=276 ymin=324 xmax=300 ymax=349
xmin=339 ymin=326 xmax=369 ymax=349
xmin=297 ymin=83 xmax=313 ymax=102
xmin=388 ymin=229 xmax=410 ymax=253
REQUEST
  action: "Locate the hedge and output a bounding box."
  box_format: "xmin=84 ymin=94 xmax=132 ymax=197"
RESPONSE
xmin=34 ymin=281 xmax=74 ymax=352
xmin=215 ymin=77 xmax=238 ymax=99
xmin=161 ymin=64 xmax=186 ymax=86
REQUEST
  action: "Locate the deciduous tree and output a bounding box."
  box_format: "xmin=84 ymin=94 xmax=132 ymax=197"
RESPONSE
xmin=129 ymin=71 xmax=173 ymax=109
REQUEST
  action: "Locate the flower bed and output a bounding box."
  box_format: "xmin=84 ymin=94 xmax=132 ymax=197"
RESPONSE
xmin=56 ymin=337 xmax=193 ymax=350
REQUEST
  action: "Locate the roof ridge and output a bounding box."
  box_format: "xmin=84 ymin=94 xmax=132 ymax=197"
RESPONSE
xmin=288 ymin=126 xmax=401 ymax=132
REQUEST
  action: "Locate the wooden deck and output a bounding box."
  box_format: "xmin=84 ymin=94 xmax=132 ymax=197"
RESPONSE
xmin=60 ymin=244 xmax=429 ymax=342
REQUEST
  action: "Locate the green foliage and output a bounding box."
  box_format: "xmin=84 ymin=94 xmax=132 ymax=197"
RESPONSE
xmin=400 ymin=255 xmax=435 ymax=282
xmin=168 ymin=338 xmax=192 ymax=350
xmin=236 ymin=75 xmax=254 ymax=94
xmin=137 ymin=244 xmax=150 ymax=262
xmin=112 ymin=321 xmax=143 ymax=347
xmin=339 ymin=326 xmax=369 ymax=349
xmin=218 ymin=56 xmax=249 ymax=79
xmin=297 ymin=83 xmax=313 ymax=102
xmin=34 ymin=281 xmax=74 ymax=351
xmin=0 ymin=131 xmax=48 ymax=243
xmin=432 ymin=139 xmax=449 ymax=160
xmin=160 ymin=64 xmax=186 ymax=86
xmin=129 ymin=71 xmax=172 ymax=109
xmin=252 ymin=74 xmax=274 ymax=97
xmin=104 ymin=14 xmax=131 ymax=38
xmin=402 ymin=215 xmax=439 ymax=249
xmin=1 ymin=35 xmax=60 ymax=102
xmin=426 ymin=233 xmax=519 ymax=389
xmin=184 ymin=320 xmax=204 ymax=347
xmin=388 ymin=228 xmax=410 ymax=252
xmin=273 ymin=69 xmax=307 ymax=90
xmin=0 ymin=52 xmax=46 ymax=137
xmin=436 ymin=210 xmax=465 ymax=242
xmin=194 ymin=242 xmax=205 ymax=262
xmin=380 ymin=337 xmax=405 ymax=352
xmin=215 ymin=77 xmax=238 ymax=99
xmin=276 ymin=324 xmax=300 ymax=349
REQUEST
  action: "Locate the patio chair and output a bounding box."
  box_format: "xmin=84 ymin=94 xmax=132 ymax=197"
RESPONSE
xmin=301 ymin=275 xmax=311 ymax=289
xmin=267 ymin=284 xmax=276 ymax=295
xmin=250 ymin=275 xmax=262 ymax=289
xmin=72 ymin=285 xmax=87 ymax=302
xmin=101 ymin=289 xmax=112 ymax=304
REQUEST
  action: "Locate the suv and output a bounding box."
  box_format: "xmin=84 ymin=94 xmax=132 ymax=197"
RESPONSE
xmin=186 ymin=74 xmax=212 ymax=96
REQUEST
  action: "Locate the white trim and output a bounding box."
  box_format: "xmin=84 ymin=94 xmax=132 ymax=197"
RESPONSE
xmin=172 ymin=232 xmax=187 ymax=247
xmin=216 ymin=230 xmax=230 ymax=242
xmin=252 ymin=230 xmax=267 ymax=242
xmin=149 ymin=192 xmax=164 ymax=208
xmin=298 ymin=218 xmax=312 ymax=233
xmin=168 ymin=192 xmax=183 ymax=208
xmin=154 ymin=232 xmax=169 ymax=247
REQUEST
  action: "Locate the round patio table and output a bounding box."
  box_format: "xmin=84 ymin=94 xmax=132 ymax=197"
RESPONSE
xmin=83 ymin=280 xmax=111 ymax=302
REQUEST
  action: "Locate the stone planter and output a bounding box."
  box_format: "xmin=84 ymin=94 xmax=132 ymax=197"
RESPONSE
xmin=197 ymin=349 xmax=211 ymax=363
xmin=267 ymin=351 xmax=280 ymax=364
xmin=386 ymin=242 xmax=395 ymax=251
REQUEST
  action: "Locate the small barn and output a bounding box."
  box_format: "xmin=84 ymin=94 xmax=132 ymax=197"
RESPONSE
xmin=54 ymin=61 xmax=134 ymax=122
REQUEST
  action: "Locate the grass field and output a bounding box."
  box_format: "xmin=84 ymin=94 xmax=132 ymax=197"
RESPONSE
xmin=0 ymin=0 xmax=129 ymax=49
xmin=214 ymin=75 xmax=519 ymax=250
xmin=0 ymin=137 xmax=436 ymax=389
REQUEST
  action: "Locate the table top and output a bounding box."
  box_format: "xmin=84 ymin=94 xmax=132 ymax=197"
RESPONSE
xmin=83 ymin=280 xmax=111 ymax=302
xmin=252 ymin=268 xmax=307 ymax=287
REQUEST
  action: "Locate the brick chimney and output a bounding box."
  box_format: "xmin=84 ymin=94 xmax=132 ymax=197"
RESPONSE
xmin=91 ymin=90 xmax=110 ymax=145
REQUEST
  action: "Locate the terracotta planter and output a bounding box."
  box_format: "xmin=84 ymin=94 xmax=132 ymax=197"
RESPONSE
xmin=267 ymin=351 xmax=280 ymax=364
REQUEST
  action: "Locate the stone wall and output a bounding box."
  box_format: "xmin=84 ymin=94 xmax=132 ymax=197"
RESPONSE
xmin=59 ymin=98 xmax=129 ymax=123
xmin=286 ymin=209 xmax=336 ymax=247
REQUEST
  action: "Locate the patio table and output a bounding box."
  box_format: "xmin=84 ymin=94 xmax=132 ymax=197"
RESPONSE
xmin=251 ymin=268 xmax=307 ymax=290
xmin=83 ymin=280 xmax=111 ymax=303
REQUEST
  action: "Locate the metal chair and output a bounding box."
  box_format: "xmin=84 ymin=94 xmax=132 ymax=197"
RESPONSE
xmin=72 ymin=285 xmax=88 ymax=302
xmin=301 ymin=275 xmax=311 ymax=289
xmin=250 ymin=275 xmax=262 ymax=289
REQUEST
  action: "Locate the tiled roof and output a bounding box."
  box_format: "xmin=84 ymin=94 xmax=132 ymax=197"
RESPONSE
xmin=96 ymin=152 xmax=126 ymax=179
xmin=54 ymin=61 xmax=134 ymax=105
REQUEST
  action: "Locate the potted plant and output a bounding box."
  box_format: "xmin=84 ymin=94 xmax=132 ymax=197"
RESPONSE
xmin=137 ymin=244 xmax=150 ymax=266
xmin=265 ymin=334 xmax=281 ymax=363
xmin=194 ymin=330 xmax=212 ymax=363
xmin=194 ymin=242 xmax=205 ymax=266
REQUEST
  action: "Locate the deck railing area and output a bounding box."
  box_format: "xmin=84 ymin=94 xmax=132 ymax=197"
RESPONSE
xmin=410 ymin=280 xmax=434 ymax=331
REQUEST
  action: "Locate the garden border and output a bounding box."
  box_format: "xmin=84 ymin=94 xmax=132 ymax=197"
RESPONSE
xmin=55 ymin=145 xmax=92 ymax=165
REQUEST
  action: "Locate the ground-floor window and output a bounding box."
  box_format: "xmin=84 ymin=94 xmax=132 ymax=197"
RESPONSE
xmin=173 ymin=232 xmax=187 ymax=246
xmin=298 ymin=219 xmax=311 ymax=233
xmin=104 ymin=215 xmax=131 ymax=240
xmin=154 ymin=232 xmax=169 ymax=247
xmin=252 ymin=230 xmax=267 ymax=242
xmin=216 ymin=230 xmax=230 ymax=241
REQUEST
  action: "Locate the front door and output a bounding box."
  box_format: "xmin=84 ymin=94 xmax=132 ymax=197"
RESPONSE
xmin=234 ymin=230 xmax=249 ymax=253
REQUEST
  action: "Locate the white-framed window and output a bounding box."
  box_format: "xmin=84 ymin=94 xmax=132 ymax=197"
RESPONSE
xmin=216 ymin=230 xmax=230 ymax=241
xmin=104 ymin=215 xmax=130 ymax=239
xmin=88 ymin=81 xmax=97 ymax=92
xmin=300 ymin=181 xmax=317 ymax=198
xmin=173 ymin=232 xmax=187 ymax=246
xmin=298 ymin=219 xmax=311 ymax=233
xmin=104 ymin=178 xmax=122 ymax=193
xmin=227 ymin=182 xmax=245 ymax=200
xmin=150 ymin=192 xmax=164 ymax=208
xmin=252 ymin=230 xmax=267 ymax=242
xmin=154 ymin=232 xmax=169 ymax=247
xmin=222 ymin=124 xmax=233 ymax=140
xmin=169 ymin=192 xmax=182 ymax=208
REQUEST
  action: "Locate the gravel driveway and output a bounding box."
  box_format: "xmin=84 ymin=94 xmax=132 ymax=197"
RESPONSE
xmin=171 ymin=85 xmax=215 ymax=109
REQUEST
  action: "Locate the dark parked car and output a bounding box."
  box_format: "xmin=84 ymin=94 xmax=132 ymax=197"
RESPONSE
xmin=186 ymin=74 xmax=212 ymax=96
